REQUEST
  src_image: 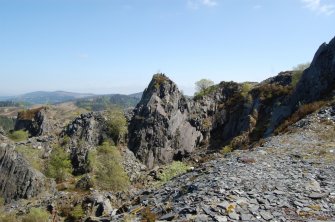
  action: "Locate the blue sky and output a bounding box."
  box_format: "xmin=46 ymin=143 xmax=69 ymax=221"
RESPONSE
xmin=0 ymin=0 xmax=334 ymax=96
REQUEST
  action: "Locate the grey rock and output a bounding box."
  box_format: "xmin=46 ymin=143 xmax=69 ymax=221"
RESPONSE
xmin=159 ymin=212 xmax=176 ymax=221
xmin=128 ymin=74 xmax=202 ymax=168
xmin=309 ymin=192 xmax=329 ymax=199
xmin=0 ymin=144 xmax=54 ymax=203
xmin=260 ymin=210 xmax=273 ymax=221
xmin=228 ymin=212 xmax=240 ymax=220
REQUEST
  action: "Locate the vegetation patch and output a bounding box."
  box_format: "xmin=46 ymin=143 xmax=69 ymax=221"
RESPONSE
xmin=153 ymin=73 xmax=169 ymax=89
xmin=8 ymin=130 xmax=29 ymax=142
xmin=90 ymin=142 xmax=130 ymax=191
xmin=194 ymin=84 xmax=219 ymax=100
xmin=17 ymin=107 xmax=46 ymax=120
xmin=15 ymin=145 xmax=43 ymax=171
xmin=106 ymin=108 xmax=128 ymax=145
xmin=157 ymin=161 xmax=190 ymax=184
xmin=221 ymin=146 xmax=233 ymax=155
xmin=253 ymin=83 xmax=293 ymax=102
xmin=275 ymin=101 xmax=327 ymax=134
xmin=45 ymin=145 xmax=72 ymax=183
xmin=22 ymin=208 xmax=49 ymax=222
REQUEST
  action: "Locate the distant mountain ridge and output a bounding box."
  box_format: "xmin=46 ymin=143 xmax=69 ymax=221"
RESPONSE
xmin=0 ymin=91 xmax=95 ymax=105
xmin=0 ymin=91 xmax=143 ymax=108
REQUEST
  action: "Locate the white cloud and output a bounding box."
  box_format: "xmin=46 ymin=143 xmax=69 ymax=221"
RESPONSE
xmin=301 ymin=0 xmax=335 ymax=15
xmin=187 ymin=0 xmax=218 ymax=9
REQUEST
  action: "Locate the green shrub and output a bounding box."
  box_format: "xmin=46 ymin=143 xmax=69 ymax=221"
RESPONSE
xmin=15 ymin=145 xmax=43 ymax=171
xmin=69 ymin=204 xmax=85 ymax=221
xmin=8 ymin=130 xmax=29 ymax=142
xmin=45 ymin=145 xmax=72 ymax=183
xmin=106 ymin=108 xmax=127 ymax=145
xmin=92 ymin=142 xmax=129 ymax=191
xmin=221 ymin=146 xmax=233 ymax=155
xmin=241 ymin=82 xmax=253 ymax=98
xmin=22 ymin=208 xmax=49 ymax=222
xmin=158 ymin=161 xmax=190 ymax=183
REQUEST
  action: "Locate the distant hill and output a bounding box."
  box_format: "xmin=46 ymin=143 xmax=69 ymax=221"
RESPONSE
xmin=0 ymin=91 xmax=95 ymax=105
xmin=75 ymin=93 xmax=141 ymax=111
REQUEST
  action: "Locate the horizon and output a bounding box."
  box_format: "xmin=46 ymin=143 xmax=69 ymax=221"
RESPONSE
xmin=1 ymin=0 xmax=335 ymax=96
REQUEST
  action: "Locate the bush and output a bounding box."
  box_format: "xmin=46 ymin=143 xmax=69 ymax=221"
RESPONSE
xmin=22 ymin=208 xmax=49 ymax=222
xmin=69 ymin=204 xmax=85 ymax=221
xmin=158 ymin=161 xmax=190 ymax=183
xmin=106 ymin=108 xmax=127 ymax=145
xmin=241 ymin=82 xmax=253 ymax=98
xmin=8 ymin=130 xmax=29 ymax=142
xmin=15 ymin=145 xmax=43 ymax=171
xmin=45 ymin=145 xmax=72 ymax=183
xmin=221 ymin=146 xmax=233 ymax=155
xmin=92 ymin=142 xmax=130 ymax=191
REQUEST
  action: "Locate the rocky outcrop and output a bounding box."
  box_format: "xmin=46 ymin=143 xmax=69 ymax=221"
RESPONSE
xmin=128 ymin=74 xmax=202 ymax=168
xmin=14 ymin=107 xmax=52 ymax=137
xmin=293 ymin=36 xmax=335 ymax=104
xmin=62 ymin=112 xmax=109 ymax=175
xmin=0 ymin=143 xmax=52 ymax=203
xmin=112 ymin=108 xmax=335 ymax=221
xmin=128 ymin=37 xmax=335 ymax=166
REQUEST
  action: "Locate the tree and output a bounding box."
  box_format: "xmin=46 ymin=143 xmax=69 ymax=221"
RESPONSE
xmin=195 ymin=79 xmax=214 ymax=93
xmin=293 ymin=62 xmax=311 ymax=71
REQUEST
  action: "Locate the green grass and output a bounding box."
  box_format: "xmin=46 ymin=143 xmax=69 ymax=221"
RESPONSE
xmin=15 ymin=145 xmax=43 ymax=171
xmin=22 ymin=208 xmax=49 ymax=222
xmin=8 ymin=130 xmax=29 ymax=142
xmin=157 ymin=161 xmax=190 ymax=183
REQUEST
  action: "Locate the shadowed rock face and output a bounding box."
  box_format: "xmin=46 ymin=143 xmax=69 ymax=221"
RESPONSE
xmin=63 ymin=112 xmax=109 ymax=175
xmin=0 ymin=143 xmax=52 ymax=203
xmin=14 ymin=107 xmax=52 ymax=137
xmin=292 ymin=37 xmax=335 ymax=104
xmin=128 ymin=74 xmax=202 ymax=168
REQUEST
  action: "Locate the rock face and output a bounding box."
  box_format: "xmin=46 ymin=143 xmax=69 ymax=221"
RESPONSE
xmin=0 ymin=143 xmax=52 ymax=203
xmin=62 ymin=112 xmax=109 ymax=175
xmin=128 ymin=36 xmax=335 ymax=167
xmin=14 ymin=107 xmax=52 ymax=137
xmin=128 ymin=74 xmax=202 ymax=168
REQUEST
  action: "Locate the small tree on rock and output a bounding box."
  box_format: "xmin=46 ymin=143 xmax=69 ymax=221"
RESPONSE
xmin=195 ymin=79 xmax=214 ymax=93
